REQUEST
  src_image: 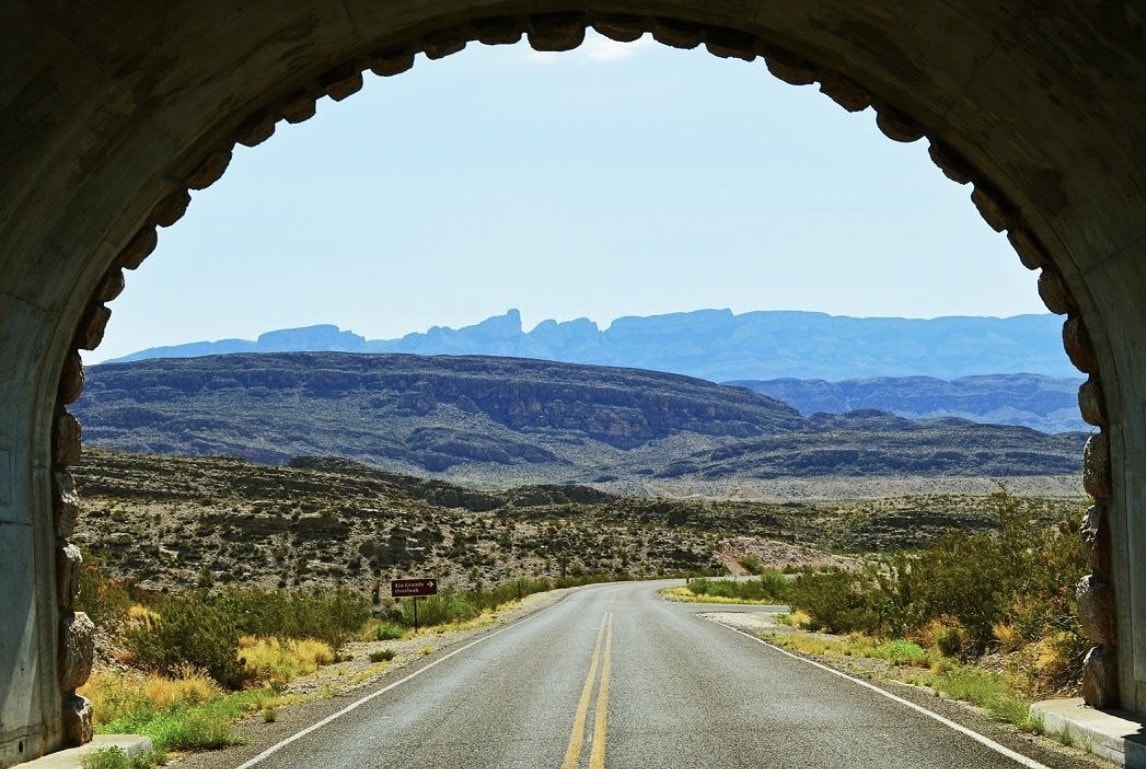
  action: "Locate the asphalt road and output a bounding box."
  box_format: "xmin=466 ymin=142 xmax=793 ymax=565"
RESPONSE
xmin=239 ymin=581 xmax=1053 ymax=769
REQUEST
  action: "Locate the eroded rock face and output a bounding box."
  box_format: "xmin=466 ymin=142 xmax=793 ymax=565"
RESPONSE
xmin=58 ymin=612 xmax=95 ymax=692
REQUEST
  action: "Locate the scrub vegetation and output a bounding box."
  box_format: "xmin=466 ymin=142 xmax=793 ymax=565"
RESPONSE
xmin=73 ymin=449 xmax=1087 ymax=759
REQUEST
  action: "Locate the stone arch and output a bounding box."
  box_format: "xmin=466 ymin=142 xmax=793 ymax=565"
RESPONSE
xmin=3 ymin=3 xmax=1143 ymax=764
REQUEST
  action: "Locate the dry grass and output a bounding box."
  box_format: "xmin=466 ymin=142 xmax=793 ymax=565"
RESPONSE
xmin=240 ymin=636 xmax=335 ymax=687
xmin=79 ymin=668 xmax=222 ymax=728
xmin=659 ymin=586 xmax=779 ymax=605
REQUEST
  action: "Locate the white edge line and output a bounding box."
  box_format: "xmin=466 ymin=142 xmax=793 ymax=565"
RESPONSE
xmin=727 ymin=627 xmax=1053 ymax=769
xmin=233 ymin=594 xmax=572 ymax=769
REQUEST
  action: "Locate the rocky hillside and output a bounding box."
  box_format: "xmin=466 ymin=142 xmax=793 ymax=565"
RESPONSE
xmin=731 ymin=374 xmax=1085 ymax=434
xmin=72 ymin=353 xmax=1088 ymax=491
xmin=72 ymin=449 xmax=1084 ymax=594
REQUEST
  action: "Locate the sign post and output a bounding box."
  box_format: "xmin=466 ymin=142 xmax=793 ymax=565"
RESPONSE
xmin=390 ymin=578 xmax=438 ymax=633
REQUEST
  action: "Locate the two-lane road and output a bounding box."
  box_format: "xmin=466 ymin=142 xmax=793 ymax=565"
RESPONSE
xmin=239 ymin=582 xmax=1059 ymax=768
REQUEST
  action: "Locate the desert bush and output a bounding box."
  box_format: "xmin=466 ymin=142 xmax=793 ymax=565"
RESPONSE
xmin=369 ymin=649 xmax=396 ymax=662
xmin=76 ymin=549 xmax=134 ymax=631
xmin=123 ymin=594 xmax=248 ymax=690
xmin=214 ymin=586 xmax=371 ymax=652
xmin=403 ymin=590 xmax=478 ymax=627
xmin=788 ymin=569 xmax=880 ymax=635
xmin=686 ymin=571 xmax=791 ymax=602
xmin=785 ymin=489 xmax=1088 ymax=688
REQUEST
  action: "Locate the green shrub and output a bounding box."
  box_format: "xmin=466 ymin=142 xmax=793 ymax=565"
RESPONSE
xmin=403 ymin=591 xmax=478 ymax=627
xmin=369 ymin=649 xmax=396 ymax=662
xmin=686 ymin=571 xmax=791 ymax=602
xmin=375 ymin=623 xmax=405 ymax=641
xmin=76 ymin=549 xmax=134 ymax=631
xmin=123 ymin=594 xmax=248 ymax=690
xmin=738 ymin=554 xmax=764 ymax=575
xmin=80 ymin=746 xmax=165 ymax=769
xmin=788 ymin=569 xmax=879 ymax=634
xmin=214 ymin=586 xmax=371 ymax=652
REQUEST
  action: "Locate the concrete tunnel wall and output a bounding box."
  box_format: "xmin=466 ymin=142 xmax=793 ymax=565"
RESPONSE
xmin=2 ymin=1 xmax=1145 ymax=764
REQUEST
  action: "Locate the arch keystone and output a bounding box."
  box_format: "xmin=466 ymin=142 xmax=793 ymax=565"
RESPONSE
xmin=593 ymin=15 xmax=646 ymax=42
xmin=651 ymin=18 xmax=703 ymax=49
xmin=368 ymin=48 xmax=415 ymax=77
xmin=421 ymin=28 xmax=468 ymax=59
xmin=473 ymin=17 xmax=524 ymax=46
xmin=527 ymin=13 xmax=587 ymax=51
xmin=704 ymin=27 xmax=758 ymax=61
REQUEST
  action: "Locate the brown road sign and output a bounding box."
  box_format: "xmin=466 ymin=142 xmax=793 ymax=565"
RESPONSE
xmin=391 ymin=578 xmax=438 ymax=598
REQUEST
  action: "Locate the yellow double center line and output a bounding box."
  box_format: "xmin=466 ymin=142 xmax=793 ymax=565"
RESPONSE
xmin=561 ymin=612 xmax=614 ymax=769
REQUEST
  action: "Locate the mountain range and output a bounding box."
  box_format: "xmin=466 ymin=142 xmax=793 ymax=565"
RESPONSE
xmin=74 ymin=353 xmax=1087 ymax=494
xmin=105 ymin=309 xmax=1080 ymax=382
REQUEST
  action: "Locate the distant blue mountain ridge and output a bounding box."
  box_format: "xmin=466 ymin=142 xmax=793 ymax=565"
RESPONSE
xmin=107 ymin=308 xmax=1079 ymax=382
xmin=102 ymin=309 xmax=1088 ymax=433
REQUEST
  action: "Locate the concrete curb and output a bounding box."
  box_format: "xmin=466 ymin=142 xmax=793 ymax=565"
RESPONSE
xmin=17 ymin=735 xmax=153 ymax=769
xmin=1032 ymin=698 xmax=1146 ymax=767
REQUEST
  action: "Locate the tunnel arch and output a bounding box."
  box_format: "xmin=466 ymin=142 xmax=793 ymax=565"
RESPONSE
xmin=3 ymin=2 xmax=1144 ymax=764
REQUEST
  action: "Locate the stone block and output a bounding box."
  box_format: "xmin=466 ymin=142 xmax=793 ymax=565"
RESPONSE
xmin=1083 ymin=432 xmax=1112 ymax=500
xmin=116 ymin=226 xmax=158 ymax=270
xmin=1082 ymin=646 xmax=1119 ymax=709
xmin=1079 ymin=376 xmax=1108 ymax=427
xmin=1077 ymin=574 xmax=1117 ymax=646
xmin=187 ymin=148 xmax=233 ymax=189
xmin=149 ymin=189 xmax=191 ymax=227
xmin=53 ymin=410 xmax=81 ymax=468
xmin=74 ymin=303 xmax=111 ymax=351
xmin=57 ymin=351 xmax=84 ymax=405
xmin=57 ymin=542 xmax=82 ymax=611
xmin=473 ymin=17 xmax=524 ymax=45
xmin=1064 ymin=314 xmax=1098 ymax=374
xmin=62 ymin=694 xmax=94 ymax=746
xmin=528 ymin=13 xmax=586 ymax=51
xmin=53 ymin=470 xmax=80 ymax=538
xmin=1037 ymin=266 xmax=1076 ymax=314
xmin=58 ymin=612 xmax=95 ymax=692
xmin=1082 ymin=504 xmax=1112 ymax=575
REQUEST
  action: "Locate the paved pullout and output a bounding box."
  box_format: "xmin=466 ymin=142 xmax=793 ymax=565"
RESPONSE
xmin=223 ymin=581 xmax=1079 ymax=769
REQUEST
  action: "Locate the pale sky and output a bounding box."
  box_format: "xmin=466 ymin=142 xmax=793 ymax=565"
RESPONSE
xmin=92 ymin=32 xmax=1046 ymax=362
